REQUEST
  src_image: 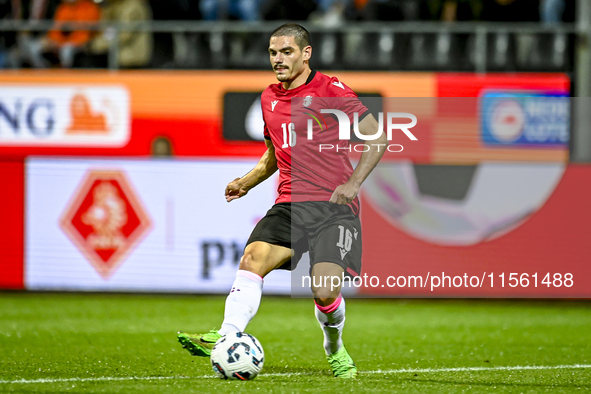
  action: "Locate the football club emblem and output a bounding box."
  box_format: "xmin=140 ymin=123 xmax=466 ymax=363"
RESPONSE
xmin=303 ymin=95 xmax=313 ymax=107
xmin=60 ymin=170 xmax=152 ymax=279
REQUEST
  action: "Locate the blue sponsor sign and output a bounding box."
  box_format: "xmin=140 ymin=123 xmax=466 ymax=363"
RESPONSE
xmin=480 ymin=92 xmax=569 ymax=147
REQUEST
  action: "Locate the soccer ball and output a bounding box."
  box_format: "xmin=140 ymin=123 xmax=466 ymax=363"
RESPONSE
xmin=210 ymin=332 xmax=265 ymax=380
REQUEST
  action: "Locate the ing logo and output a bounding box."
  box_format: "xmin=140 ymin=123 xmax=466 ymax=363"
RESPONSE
xmin=66 ymin=93 xmax=111 ymax=134
xmin=0 ymin=85 xmax=129 ymax=146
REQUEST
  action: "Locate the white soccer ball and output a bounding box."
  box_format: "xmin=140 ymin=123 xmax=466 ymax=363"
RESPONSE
xmin=210 ymin=332 xmax=265 ymax=380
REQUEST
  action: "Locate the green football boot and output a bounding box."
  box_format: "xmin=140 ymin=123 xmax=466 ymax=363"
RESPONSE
xmin=327 ymin=346 xmax=358 ymax=378
xmin=177 ymin=330 xmax=222 ymax=357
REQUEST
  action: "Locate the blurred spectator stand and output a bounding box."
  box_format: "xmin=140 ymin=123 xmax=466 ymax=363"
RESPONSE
xmin=19 ymin=0 xmax=100 ymax=68
xmin=7 ymin=0 xmax=60 ymax=68
xmin=88 ymin=0 xmax=153 ymax=68
xmin=200 ymin=0 xmax=262 ymax=21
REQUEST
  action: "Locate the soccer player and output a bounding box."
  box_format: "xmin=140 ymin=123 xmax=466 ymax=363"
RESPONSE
xmin=178 ymin=23 xmax=387 ymax=378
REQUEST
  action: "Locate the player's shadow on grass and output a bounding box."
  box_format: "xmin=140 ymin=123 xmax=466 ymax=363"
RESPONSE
xmin=407 ymin=377 xmax=591 ymax=389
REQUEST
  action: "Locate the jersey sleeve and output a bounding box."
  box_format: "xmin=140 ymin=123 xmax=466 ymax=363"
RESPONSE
xmin=261 ymin=88 xmax=272 ymax=140
xmin=263 ymin=122 xmax=271 ymax=140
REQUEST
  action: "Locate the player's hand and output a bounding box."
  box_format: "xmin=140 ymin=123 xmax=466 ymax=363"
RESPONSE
xmin=329 ymin=182 xmax=359 ymax=205
xmin=225 ymin=178 xmax=249 ymax=202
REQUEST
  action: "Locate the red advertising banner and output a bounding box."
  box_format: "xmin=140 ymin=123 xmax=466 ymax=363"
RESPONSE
xmin=0 ymin=161 xmax=24 ymax=289
xmin=359 ymin=164 xmax=591 ymax=297
xmin=0 ymin=71 xmax=570 ymax=161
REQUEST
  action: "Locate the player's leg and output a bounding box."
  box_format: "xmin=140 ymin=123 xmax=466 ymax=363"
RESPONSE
xmin=306 ymin=202 xmax=362 ymax=378
xmin=218 ymin=241 xmax=292 ymax=336
xmin=178 ymin=204 xmax=295 ymax=357
xmin=311 ymin=262 xmax=357 ymax=378
xmin=311 ymin=262 xmax=345 ymax=354
xmin=178 ymin=241 xmax=291 ymax=357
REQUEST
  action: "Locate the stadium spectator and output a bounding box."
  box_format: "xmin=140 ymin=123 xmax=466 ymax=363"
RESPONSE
xmin=200 ymin=0 xmax=262 ymax=21
xmin=356 ymin=0 xmax=422 ymax=21
xmin=88 ymin=0 xmax=153 ymax=68
xmin=20 ymin=0 xmax=100 ymax=68
xmin=149 ymin=0 xmax=200 ymax=68
xmin=0 ymin=0 xmax=14 ymax=67
xmin=308 ymin=0 xmax=351 ymax=26
xmin=262 ymin=0 xmax=317 ymax=21
xmin=480 ymin=0 xmax=539 ymax=22
xmin=151 ymin=136 xmax=174 ymax=157
xmin=149 ymin=0 xmax=198 ymax=20
xmin=8 ymin=0 xmax=59 ymax=67
xmin=419 ymin=0 xmax=482 ymax=21
xmin=303 ymin=0 xmax=349 ymax=26
xmin=540 ymin=0 xmax=564 ymax=24
xmin=11 ymin=0 xmax=54 ymax=21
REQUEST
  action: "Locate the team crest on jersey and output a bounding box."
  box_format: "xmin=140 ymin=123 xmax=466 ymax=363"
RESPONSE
xmin=303 ymin=95 xmax=313 ymax=107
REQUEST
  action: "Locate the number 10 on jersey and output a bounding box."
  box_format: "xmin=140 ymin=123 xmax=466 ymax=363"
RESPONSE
xmin=282 ymin=122 xmax=296 ymax=148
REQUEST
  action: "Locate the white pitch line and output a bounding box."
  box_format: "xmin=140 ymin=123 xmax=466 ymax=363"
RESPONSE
xmin=0 ymin=376 xmax=189 ymax=385
xmin=1 ymin=364 xmax=590 ymax=385
xmin=361 ymin=364 xmax=591 ymax=375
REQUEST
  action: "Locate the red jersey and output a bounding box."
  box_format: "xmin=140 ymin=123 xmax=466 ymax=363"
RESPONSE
xmin=261 ymin=71 xmax=368 ymax=215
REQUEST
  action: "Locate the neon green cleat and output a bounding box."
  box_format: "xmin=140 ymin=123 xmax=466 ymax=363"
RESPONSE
xmin=327 ymin=346 xmax=358 ymax=378
xmin=177 ymin=330 xmax=222 ymax=357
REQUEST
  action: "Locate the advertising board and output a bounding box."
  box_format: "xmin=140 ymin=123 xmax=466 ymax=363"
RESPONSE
xmin=25 ymin=158 xmax=293 ymax=294
xmin=0 ymin=85 xmax=129 ymax=146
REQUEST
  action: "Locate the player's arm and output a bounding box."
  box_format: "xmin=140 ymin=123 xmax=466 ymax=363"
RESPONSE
xmin=225 ymin=138 xmax=278 ymax=202
xmin=330 ymin=113 xmax=387 ymax=205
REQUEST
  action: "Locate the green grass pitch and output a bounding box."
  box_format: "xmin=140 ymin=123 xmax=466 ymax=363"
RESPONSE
xmin=0 ymin=293 xmax=590 ymax=393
